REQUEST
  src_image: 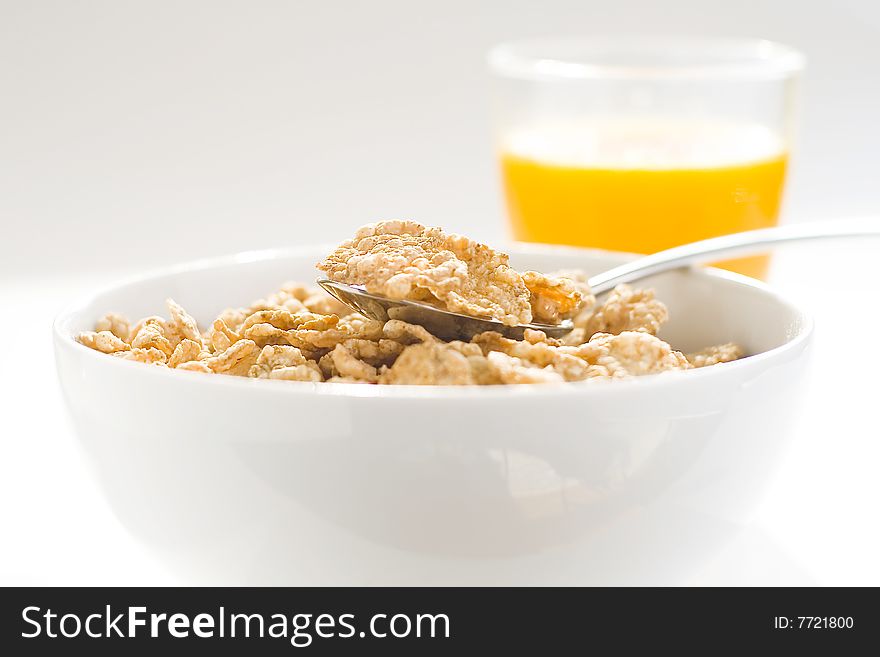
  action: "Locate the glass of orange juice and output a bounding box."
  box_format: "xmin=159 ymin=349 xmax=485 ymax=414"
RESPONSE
xmin=488 ymin=37 xmax=804 ymax=279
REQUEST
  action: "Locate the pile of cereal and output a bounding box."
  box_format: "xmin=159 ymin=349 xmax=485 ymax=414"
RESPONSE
xmin=317 ymin=219 xmax=585 ymax=326
xmin=77 ymin=221 xmax=742 ymax=385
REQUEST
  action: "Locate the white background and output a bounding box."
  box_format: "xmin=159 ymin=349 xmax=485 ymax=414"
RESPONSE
xmin=1 ymin=0 xmax=879 ymax=585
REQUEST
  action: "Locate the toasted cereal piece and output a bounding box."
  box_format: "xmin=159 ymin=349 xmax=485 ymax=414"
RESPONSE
xmin=214 ymin=307 xmax=250 ymax=333
xmin=382 ymin=319 xmax=437 ymax=345
xmin=303 ymin=290 xmax=350 ymax=316
xmin=578 ymin=332 xmax=689 ymax=377
xmin=78 ymin=330 xmax=131 ymax=353
xmin=254 ymin=289 xmax=309 ymax=314
xmin=245 ymin=292 xmax=300 ymax=315
xmin=242 ymin=322 xmax=290 ymax=347
xmin=130 ymin=317 xmax=174 ymax=356
xmin=258 ymin=344 xmax=309 ymax=367
xmin=576 ymin=285 xmax=669 ymax=338
xmin=250 ymin=345 xmax=324 ymax=382
xmin=243 ymin=314 xmax=344 ymax=349
xmin=337 ymin=314 xmax=384 ymax=341
xmin=279 ymin=297 xmax=309 ymax=313
xmin=277 ymin=282 xmax=313 ymax=301
xmin=168 ymin=338 xmax=204 ymax=368
xmin=559 ymin=327 xmax=589 ymax=347
xmin=380 ymin=342 xmax=479 ymax=385
xmin=113 ymin=346 xmax=167 ymax=365
xmin=472 ymin=331 xmax=592 ymax=381
xmin=267 ymin=364 xmax=323 ymax=382
xmin=548 ymin=269 xmax=596 ymax=312
xmin=448 ymin=343 xmax=498 ymax=385
xmin=249 ymin=345 xmax=309 ymax=377
xmin=165 ymin=299 xmax=203 ymax=346
xmin=209 ymin=318 xmax=241 ymax=353
xmin=282 ymin=314 xmax=382 ymax=353
xmin=203 ymin=339 xmax=259 ymax=376
xmin=485 ymin=351 xmax=565 ymax=384
xmin=522 ymin=328 xmax=560 ymax=346
xmin=520 ymin=271 xmax=585 ymax=325
xmin=176 ymin=360 xmax=212 ymax=373
xmin=686 ymin=343 xmax=743 ymax=368
xmin=94 ymin=313 xmax=130 ymax=341
xmin=336 ymin=338 xmax=403 ymax=367
xmin=249 ymin=281 xmax=323 ymax=313
xmin=239 ymin=309 xmax=332 ymax=333
xmin=126 ymin=316 xmax=155 ymax=341
xmin=319 ymin=343 xmax=379 ymax=382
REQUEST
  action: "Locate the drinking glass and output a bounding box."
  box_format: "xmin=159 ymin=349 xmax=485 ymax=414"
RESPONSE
xmin=489 ymin=37 xmax=804 ymax=279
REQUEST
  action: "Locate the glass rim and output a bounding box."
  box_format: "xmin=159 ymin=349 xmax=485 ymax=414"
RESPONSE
xmin=488 ymin=36 xmax=805 ymax=82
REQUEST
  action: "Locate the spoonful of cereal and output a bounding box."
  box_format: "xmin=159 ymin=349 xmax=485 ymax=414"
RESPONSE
xmin=317 ymin=219 xmax=880 ymax=341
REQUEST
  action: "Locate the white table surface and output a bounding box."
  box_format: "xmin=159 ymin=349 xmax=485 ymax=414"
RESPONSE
xmin=2 ymin=243 xmax=878 ymax=586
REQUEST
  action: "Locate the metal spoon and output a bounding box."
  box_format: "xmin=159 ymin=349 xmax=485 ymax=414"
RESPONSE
xmin=318 ymin=218 xmax=880 ymax=341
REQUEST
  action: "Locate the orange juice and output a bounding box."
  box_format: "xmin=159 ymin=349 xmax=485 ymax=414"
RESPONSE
xmin=500 ymin=120 xmax=788 ymax=279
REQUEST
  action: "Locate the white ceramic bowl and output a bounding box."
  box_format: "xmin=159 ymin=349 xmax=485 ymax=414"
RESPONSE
xmin=54 ymin=245 xmax=812 ymax=585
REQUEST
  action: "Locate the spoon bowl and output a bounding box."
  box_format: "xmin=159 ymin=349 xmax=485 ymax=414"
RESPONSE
xmin=317 ymin=279 xmax=574 ymax=341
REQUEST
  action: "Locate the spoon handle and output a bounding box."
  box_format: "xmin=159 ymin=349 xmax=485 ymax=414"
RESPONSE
xmin=587 ymin=218 xmax=880 ymax=295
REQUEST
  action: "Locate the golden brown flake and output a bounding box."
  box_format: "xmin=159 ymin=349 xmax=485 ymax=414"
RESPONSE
xmin=319 ymin=344 xmax=379 ymax=382
xmin=209 ymin=318 xmax=241 ymax=353
xmin=576 ymin=332 xmax=689 ymax=377
xmin=521 ymin=271 xmax=585 ymax=325
xmin=176 ymin=360 xmax=213 ymax=373
xmin=166 ymin=298 xmax=203 ymax=346
xmin=94 ymin=313 xmax=130 ymax=341
xmin=686 ymin=343 xmax=744 ymax=368
xmin=576 ymin=284 xmax=669 ymax=338
xmin=382 ymin=319 xmax=438 ymax=345
xmin=78 ymin=330 xmax=131 ymax=354
xmin=249 ymin=345 xmax=323 ymax=382
xmin=130 ymin=317 xmax=174 ymax=356
xmin=203 ymin=340 xmax=259 ymax=376
xmin=113 ymin=347 xmax=168 ymax=365
xmin=168 ymin=339 xmax=204 ymax=368
xmin=381 ymin=342 xmax=478 ymax=385
xmin=485 ymin=351 xmax=566 ymax=384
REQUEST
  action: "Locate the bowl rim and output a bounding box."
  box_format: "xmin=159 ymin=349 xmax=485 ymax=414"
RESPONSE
xmin=53 ymin=242 xmax=813 ymax=400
